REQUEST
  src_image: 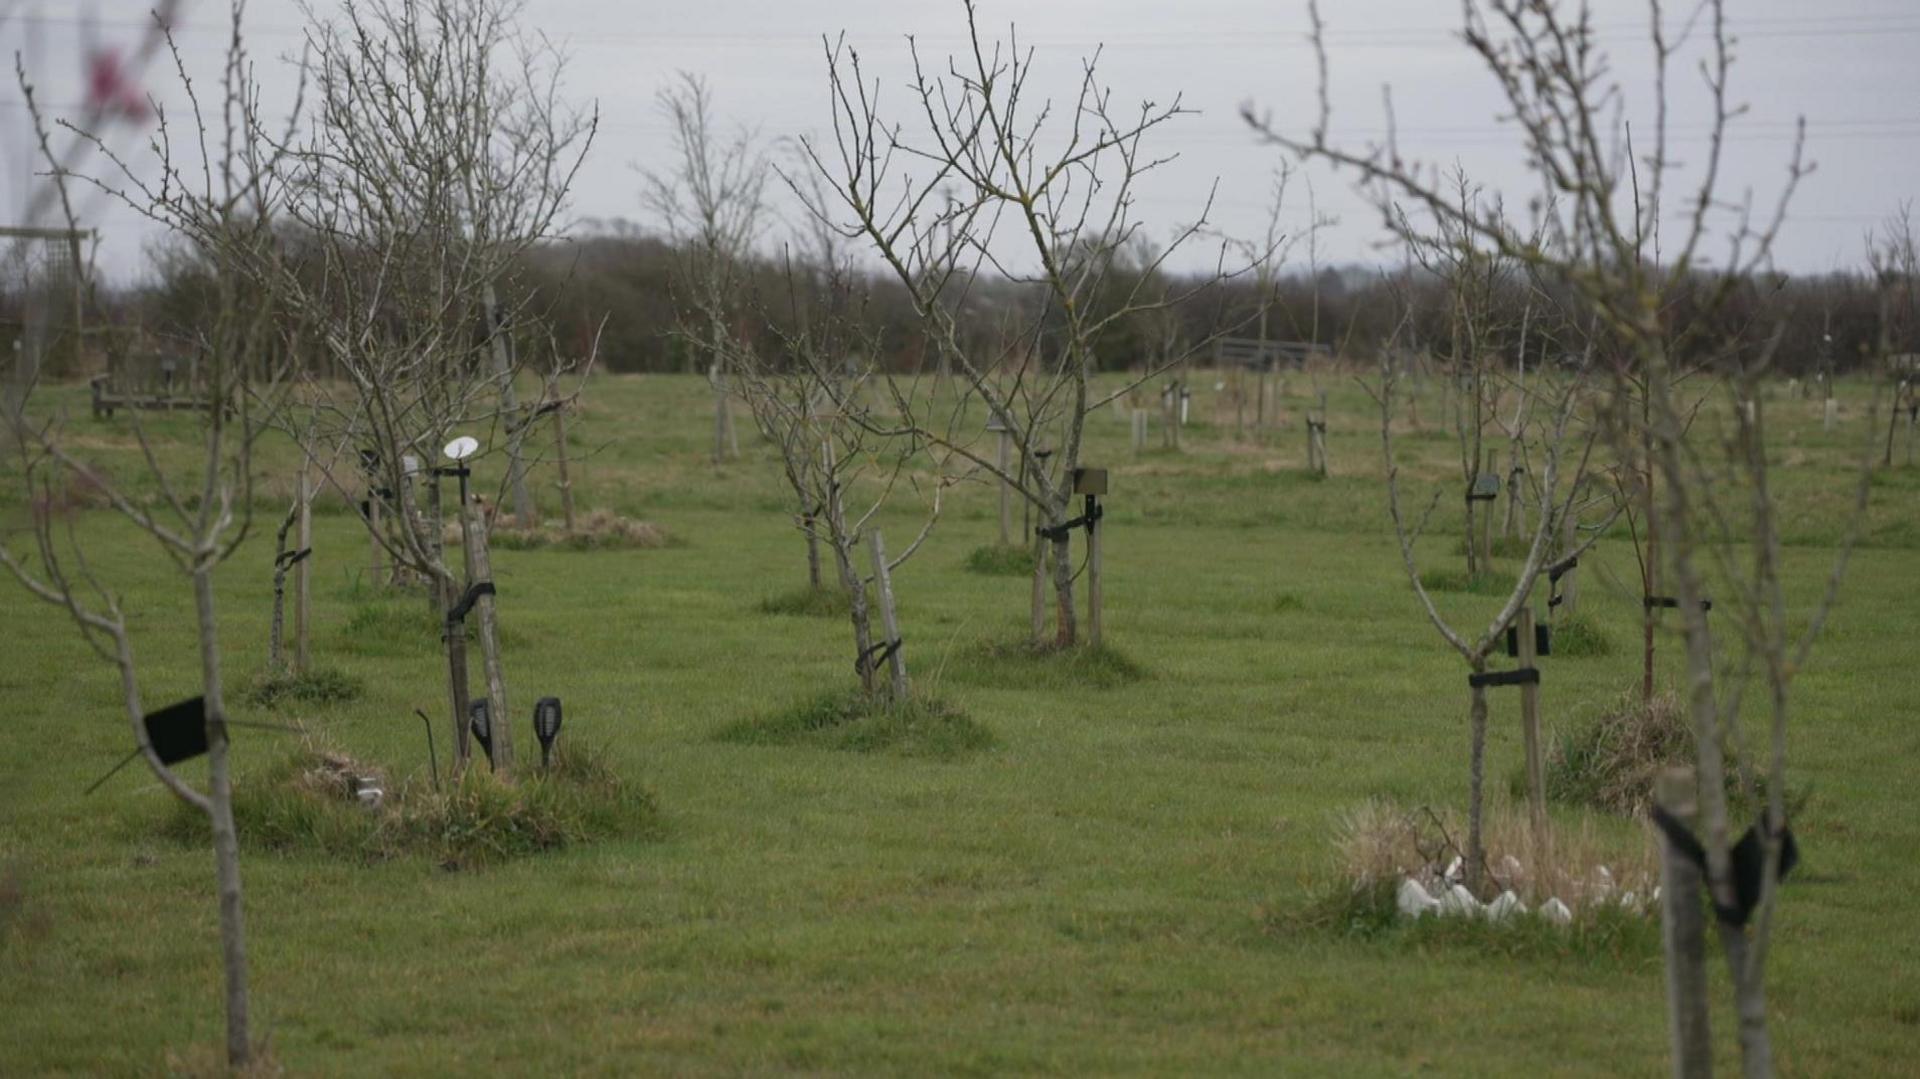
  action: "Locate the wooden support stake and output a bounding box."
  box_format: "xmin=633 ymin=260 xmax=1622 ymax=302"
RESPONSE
xmin=367 ymin=491 xmax=384 ymax=583
xmin=1131 ymin=408 xmax=1147 ymax=455
xmin=461 ymin=492 xmax=514 ymax=774
xmin=867 ymin=529 xmax=909 ymax=701
xmin=996 ymin=427 xmax=1012 ymax=547
xmin=1656 ymin=767 xmax=1714 ymax=1079
xmin=442 ymin=573 xmax=474 ymax=769
xmin=1085 ymin=494 xmax=1103 ymax=648
xmin=293 ymin=464 xmax=312 ymax=675
xmin=1823 ymin=396 xmax=1837 ymax=432
xmin=1558 ymin=506 xmax=1580 ymax=615
xmin=1517 ymin=602 xmax=1547 ymax=855
xmin=552 ymin=404 xmax=577 ymax=534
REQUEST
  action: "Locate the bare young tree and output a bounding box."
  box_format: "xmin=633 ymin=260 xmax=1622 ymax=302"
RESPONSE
xmin=793 ymin=1 xmax=1239 ymax=649
xmin=0 ymin=7 xmax=283 ymax=1063
xmin=736 ymin=255 xmax=957 ymax=701
xmin=643 ymin=71 xmax=768 ymax=463
xmin=131 ymin=0 xmax=599 ymax=778
xmin=1246 ymin=3 xmax=1858 ymax=1073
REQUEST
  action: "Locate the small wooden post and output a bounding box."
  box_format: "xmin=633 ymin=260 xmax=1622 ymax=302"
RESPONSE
xmin=552 ymin=404 xmax=577 ymax=534
xmin=1558 ymin=504 xmax=1580 ymax=615
xmin=711 ymin=361 xmax=735 ymax=463
xmin=1074 ymin=467 xmax=1107 ymax=649
xmin=460 ymin=487 xmax=514 ymax=774
xmin=1516 ymin=601 xmax=1547 ymax=855
xmin=1823 ymin=395 xmax=1837 ymax=432
xmin=867 ymin=529 xmax=909 ymax=700
xmin=1656 ymin=767 xmax=1714 ymax=1079
xmin=1131 ymin=408 xmax=1147 ymax=455
xmin=990 ymin=417 xmax=1012 ymax=547
xmin=367 ymin=488 xmax=384 ymax=583
xmin=293 ymin=463 xmax=312 ymax=675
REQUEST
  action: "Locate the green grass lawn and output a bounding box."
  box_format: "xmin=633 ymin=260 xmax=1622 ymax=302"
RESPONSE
xmin=2 ymin=372 xmax=1917 ymax=1075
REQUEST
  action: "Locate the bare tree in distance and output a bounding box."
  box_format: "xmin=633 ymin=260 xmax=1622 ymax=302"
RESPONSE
xmin=791 ymin=0 xmax=1249 ymax=649
xmin=643 ymin=70 xmax=769 ymax=463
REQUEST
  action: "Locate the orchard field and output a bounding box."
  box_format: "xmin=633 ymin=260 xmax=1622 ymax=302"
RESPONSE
xmin=2 ymin=372 xmax=1917 ymax=1075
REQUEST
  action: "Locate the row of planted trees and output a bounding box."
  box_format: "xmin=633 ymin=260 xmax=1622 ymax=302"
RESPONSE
xmin=1 ymin=0 xmax=1914 ymax=1074
xmin=1 ymin=0 xmax=599 ymax=1066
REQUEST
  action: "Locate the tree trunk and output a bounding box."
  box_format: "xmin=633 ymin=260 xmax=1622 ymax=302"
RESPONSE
xmin=1030 ymin=524 xmax=1048 ymax=646
xmin=867 ymin=529 xmax=909 ymax=701
xmin=803 ymin=505 xmax=823 ymax=591
xmin=487 ymin=284 xmax=534 ymax=523
xmin=1050 ymin=506 xmax=1077 ymax=648
xmin=192 ymin=565 xmax=252 ymax=1068
xmin=442 ymin=569 xmax=473 ymax=770
xmin=552 ymin=405 xmax=577 ymax=534
xmin=1465 ymin=673 xmax=1489 ymax=893
xmin=268 ymin=504 xmax=296 ymax=672
xmin=461 ymin=494 xmax=514 ymax=775
xmin=1657 ymin=768 xmax=1713 ymax=1079
xmin=292 ymin=464 xmax=312 ymax=675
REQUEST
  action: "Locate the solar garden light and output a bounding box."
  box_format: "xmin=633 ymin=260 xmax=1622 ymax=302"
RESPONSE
xmin=442 ymin=434 xmax=480 ymax=508
xmin=532 ymin=697 xmax=563 ymax=770
xmin=469 ymin=697 xmax=494 ymax=769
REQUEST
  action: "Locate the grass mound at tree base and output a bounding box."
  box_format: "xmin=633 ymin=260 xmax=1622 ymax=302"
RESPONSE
xmin=162 ymin=739 xmax=661 ymax=870
xmin=1265 ymin=878 xmax=1661 ymax=965
xmin=245 ymin=667 xmax=364 ymax=709
xmin=716 ymin=690 xmax=994 ymax=759
xmin=1547 ymin=609 xmax=1613 ymax=657
xmin=756 ymin=585 xmax=850 ymax=618
xmin=948 ymin=639 xmax=1148 ymax=691
xmin=1417 ymin=568 xmax=1518 ymax=596
xmin=1545 ymin=690 xmax=1693 ymax=815
xmin=963 ymin=544 xmax=1035 ymax=576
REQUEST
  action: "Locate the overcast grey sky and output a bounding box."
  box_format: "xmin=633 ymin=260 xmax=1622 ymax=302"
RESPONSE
xmin=5 ymin=1 xmax=1916 ymax=282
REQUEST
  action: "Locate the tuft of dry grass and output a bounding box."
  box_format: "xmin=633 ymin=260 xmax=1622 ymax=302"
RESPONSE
xmin=1332 ymin=797 xmax=1657 ymax=907
xmin=453 ymin=508 xmax=674 ymax=551
xmin=1546 ymin=690 xmax=1693 ymax=815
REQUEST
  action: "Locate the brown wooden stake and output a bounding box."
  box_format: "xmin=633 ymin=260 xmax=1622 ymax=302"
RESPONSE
xmin=1030 ymin=523 xmax=1048 ymax=646
xmin=1517 ymin=601 xmax=1547 ymax=858
xmin=867 ymin=528 xmax=909 ymax=700
xmin=293 ymin=463 xmax=312 ymax=675
xmin=996 ymin=427 xmax=1012 ymax=546
xmin=442 ymin=572 xmax=473 ymax=769
xmin=460 ymin=491 xmax=514 ymax=774
xmin=552 ymin=404 xmax=577 ymax=533
xmin=1657 ymin=767 xmax=1714 ymax=1079
xmin=367 ymin=490 xmax=384 ymax=583
xmin=1086 ymin=494 xmax=1103 ymax=648
xmin=1558 ymin=501 xmax=1580 ymax=615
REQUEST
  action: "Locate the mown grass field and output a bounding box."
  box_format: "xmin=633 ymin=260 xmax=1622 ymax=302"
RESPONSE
xmin=2 ymin=371 xmax=1917 ymax=1075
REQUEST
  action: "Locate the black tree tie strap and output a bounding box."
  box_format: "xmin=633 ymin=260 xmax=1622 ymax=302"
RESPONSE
xmin=1036 ymin=502 xmax=1103 ymax=542
xmin=275 ymin=547 xmax=313 ymax=569
xmin=1650 ymin=805 xmax=1800 ymax=927
xmin=856 ymin=638 xmax=902 ymax=675
xmin=1645 ymin=595 xmax=1712 ymax=612
xmin=1467 ymin=667 xmax=1540 ymax=689
xmin=447 ymin=581 xmax=497 ymax=629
